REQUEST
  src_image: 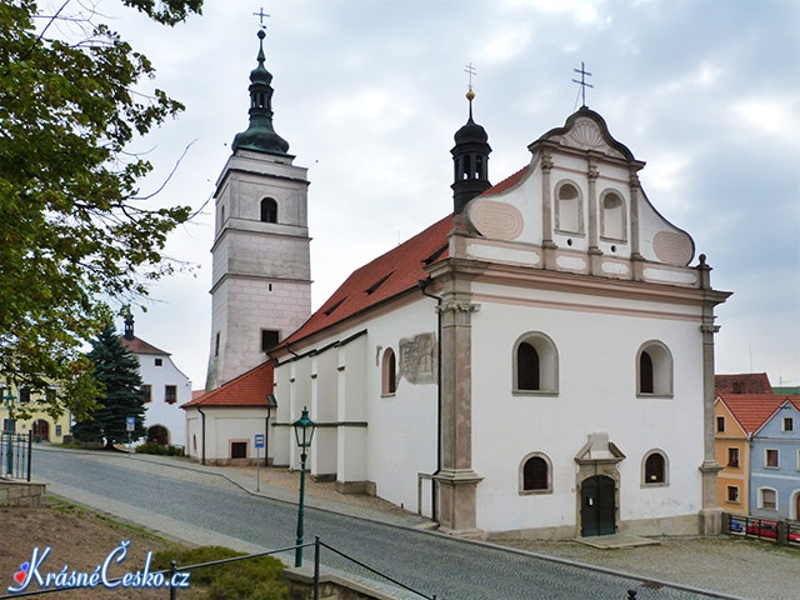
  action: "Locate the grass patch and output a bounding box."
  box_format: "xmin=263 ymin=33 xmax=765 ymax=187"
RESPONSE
xmin=152 ymin=546 xmax=288 ymax=600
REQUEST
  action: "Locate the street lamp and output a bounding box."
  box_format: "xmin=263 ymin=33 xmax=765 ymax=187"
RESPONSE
xmin=293 ymin=406 xmax=316 ymax=568
xmin=3 ymin=387 xmax=16 ymax=477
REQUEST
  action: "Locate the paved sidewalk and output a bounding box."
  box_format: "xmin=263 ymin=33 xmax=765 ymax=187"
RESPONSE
xmin=35 ymin=446 xmax=800 ymax=599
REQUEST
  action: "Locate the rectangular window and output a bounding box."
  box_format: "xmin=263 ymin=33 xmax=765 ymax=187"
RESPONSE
xmin=783 ymin=417 xmax=794 ymax=432
xmin=726 ymin=486 xmax=739 ymax=503
xmin=716 ymin=416 xmax=725 ymax=433
xmin=3 ymin=418 xmax=14 ymax=433
xmin=766 ymin=449 xmax=779 ymax=468
xmin=164 ymin=385 xmax=177 ymax=405
xmin=230 ymin=441 xmax=247 ymax=459
xmin=261 ymin=329 xmax=280 ymax=353
xmin=140 ymin=385 xmax=152 ymax=403
xmin=761 ymin=488 xmax=777 ymax=510
xmin=215 ymin=332 xmax=220 ymax=357
xmin=155 ymin=358 xmax=163 ymax=367
xmin=727 ymin=447 xmax=740 ymax=467
xmin=19 ymin=389 xmax=30 ymax=403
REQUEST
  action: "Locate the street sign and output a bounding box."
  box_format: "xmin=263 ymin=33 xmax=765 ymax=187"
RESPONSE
xmin=254 ymin=434 xmax=265 ymax=449
xmin=126 ymin=417 xmax=135 ymax=432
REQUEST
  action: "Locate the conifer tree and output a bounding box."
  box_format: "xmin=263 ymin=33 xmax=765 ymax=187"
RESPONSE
xmin=73 ymin=325 xmax=146 ymax=448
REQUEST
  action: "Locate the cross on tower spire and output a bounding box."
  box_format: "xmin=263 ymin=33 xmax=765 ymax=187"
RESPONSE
xmin=465 ymin=62 xmax=477 ymax=92
xmin=253 ymin=7 xmax=270 ymax=29
xmin=572 ymin=61 xmax=594 ymax=107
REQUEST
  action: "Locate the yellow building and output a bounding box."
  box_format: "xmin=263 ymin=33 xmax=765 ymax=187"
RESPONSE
xmin=714 ymin=397 xmax=750 ymax=515
xmin=0 ymin=384 xmax=71 ymax=444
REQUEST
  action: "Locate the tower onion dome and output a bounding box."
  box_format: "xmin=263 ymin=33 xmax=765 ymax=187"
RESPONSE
xmin=453 ymin=90 xmax=489 ymax=145
xmin=232 ymin=29 xmax=291 ymax=156
xmin=451 ymin=89 xmax=491 ymax=214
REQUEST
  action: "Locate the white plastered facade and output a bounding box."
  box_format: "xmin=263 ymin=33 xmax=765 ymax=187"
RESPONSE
xmin=269 ymin=109 xmax=730 ymax=538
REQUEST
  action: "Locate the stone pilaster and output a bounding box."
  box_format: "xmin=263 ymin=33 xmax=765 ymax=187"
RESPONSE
xmin=540 ymin=153 xmax=558 ymax=270
xmin=434 ymin=288 xmax=484 ymax=537
xmin=697 ymin=255 xmax=727 ymax=535
xmin=587 ymin=160 xmax=603 ymax=275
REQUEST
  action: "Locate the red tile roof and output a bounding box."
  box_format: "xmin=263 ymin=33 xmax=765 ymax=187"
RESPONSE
xmin=717 ymin=394 xmax=800 ymax=435
xmin=715 ymin=373 xmax=772 ymax=395
xmin=120 ymin=336 xmax=169 ymax=356
xmin=280 ymin=214 xmax=454 ymax=347
xmin=276 ymin=165 xmax=538 ymax=350
xmin=482 ymin=166 xmax=529 ymax=196
xmin=182 ymin=361 xmax=274 ymax=408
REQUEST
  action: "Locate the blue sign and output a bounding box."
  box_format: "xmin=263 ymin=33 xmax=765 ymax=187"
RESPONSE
xmin=125 ymin=417 xmax=135 ymax=432
xmin=254 ymin=434 xmax=265 ymax=449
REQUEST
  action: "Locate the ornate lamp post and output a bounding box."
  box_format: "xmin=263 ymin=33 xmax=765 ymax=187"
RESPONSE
xmin=292 ymin=406 xmax=316 ymax=568
xmin=3 ymin=388 xmax=16 ymax=476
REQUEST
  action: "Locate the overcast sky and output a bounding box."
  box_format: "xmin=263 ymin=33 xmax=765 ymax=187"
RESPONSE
xmin=70 ymin=0 xmax=799 ymax=389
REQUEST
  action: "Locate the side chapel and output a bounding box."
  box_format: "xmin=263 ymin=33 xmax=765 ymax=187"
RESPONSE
xmin=198 ymin=27 xmax=731 ymax=539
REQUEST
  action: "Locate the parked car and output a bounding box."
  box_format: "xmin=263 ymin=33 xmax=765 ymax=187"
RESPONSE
xmin=730 ymin=520 xmax=745 ymax=533
xmin=746 ymin=521 xmax=800 ymax=542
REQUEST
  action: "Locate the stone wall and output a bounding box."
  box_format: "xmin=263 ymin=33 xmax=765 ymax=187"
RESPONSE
xmin=0 ymin=480 xmax=46 ymax=507
xmin=284 ymin=567 xmax=400 ymax=600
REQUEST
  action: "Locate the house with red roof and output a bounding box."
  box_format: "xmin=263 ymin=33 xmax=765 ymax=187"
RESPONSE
xmin=715 ymin=394 xmax=800 ymax=520
xmin=120 ymin=316 xmax=190 ymax=448
xmin=203 ymin=31 xmax=732 ymax=539
xmin=182 ymin=361 xmax=275 ymax=465
xmin=715 ymin=372 xmax=773 ymax=395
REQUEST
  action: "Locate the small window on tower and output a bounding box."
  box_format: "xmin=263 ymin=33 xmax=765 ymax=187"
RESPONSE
xmin=215 ymin=332 xmax=220 ymax=357
xmin=155 ymin=358 xmax=163 ymax=367
xmin=261 ymin=330 xmax=280 ymax=353
xmin=260 ymin=198 xmax=278 ymax=223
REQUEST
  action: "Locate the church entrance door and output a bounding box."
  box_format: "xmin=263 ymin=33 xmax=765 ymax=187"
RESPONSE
xmin=580 ymin=475 xmax=615 ymax=537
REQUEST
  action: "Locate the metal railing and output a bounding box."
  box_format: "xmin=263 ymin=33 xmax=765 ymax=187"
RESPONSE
xmin=0 ymin=431 xmax=32 ymax=481
xmin=726 ymin=513 xmax=800 ymax=546
xmin=0 ymin=537 xmax=438 ymax=599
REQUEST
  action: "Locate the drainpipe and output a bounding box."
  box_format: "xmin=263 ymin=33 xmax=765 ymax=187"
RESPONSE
xmin=418 ymin=278 xmax=442 ymax=523
xmin=197 ymin=407 xmax=206 ymax=466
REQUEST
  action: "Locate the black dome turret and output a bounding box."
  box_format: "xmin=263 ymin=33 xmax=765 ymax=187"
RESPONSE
xmin=451 ymin=90 xmax=491 ymax=214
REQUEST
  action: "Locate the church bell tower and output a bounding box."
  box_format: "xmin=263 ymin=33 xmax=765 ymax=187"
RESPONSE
xmin=206 ymin=28 xmax=312 ymax=390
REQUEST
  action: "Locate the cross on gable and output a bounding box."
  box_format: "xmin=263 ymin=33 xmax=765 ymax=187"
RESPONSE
xmin=253 ymin=7 xmax=270 ymax=28
xmin=572 ymin=61 xmax=594 ymax=107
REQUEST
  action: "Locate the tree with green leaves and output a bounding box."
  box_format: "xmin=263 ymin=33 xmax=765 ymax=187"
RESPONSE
xmin=72 ymin=324 xmax=146 ymax=448
xmin=0 ymin=0 xmax=203 ymax=420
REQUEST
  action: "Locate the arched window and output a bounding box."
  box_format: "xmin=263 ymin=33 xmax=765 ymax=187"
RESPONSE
xmin=382 ymin=347 xmax=397 ymax=396
xmin=637 ymin=341 xmax=673 ymax=396
xmin=520 ymin=453 xmax=552 ymax=494
xmin=260 ymin=198 xmax=277 ymax=223
xmin=600 ymin=191 xmax=626 ymax=240
xmin=640 ymin=351 xmax=654 ymax=393
xmin=513 ymin=332 xmax=558 ymax=394
xmin=642 ymin=450 xmax=668 ymax=486
xmin=517 ymin=342 xmax=540 ymax=390
xmin=555 ymin=181 xmax=583 ymax=234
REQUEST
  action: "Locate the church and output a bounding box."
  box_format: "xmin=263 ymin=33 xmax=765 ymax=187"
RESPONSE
xmin=186 ymin=26 xmax=732 ymax=540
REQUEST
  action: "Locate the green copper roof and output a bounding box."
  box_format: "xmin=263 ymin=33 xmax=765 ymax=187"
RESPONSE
xmin=232 ymin=29 xmax=291 ymax=156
